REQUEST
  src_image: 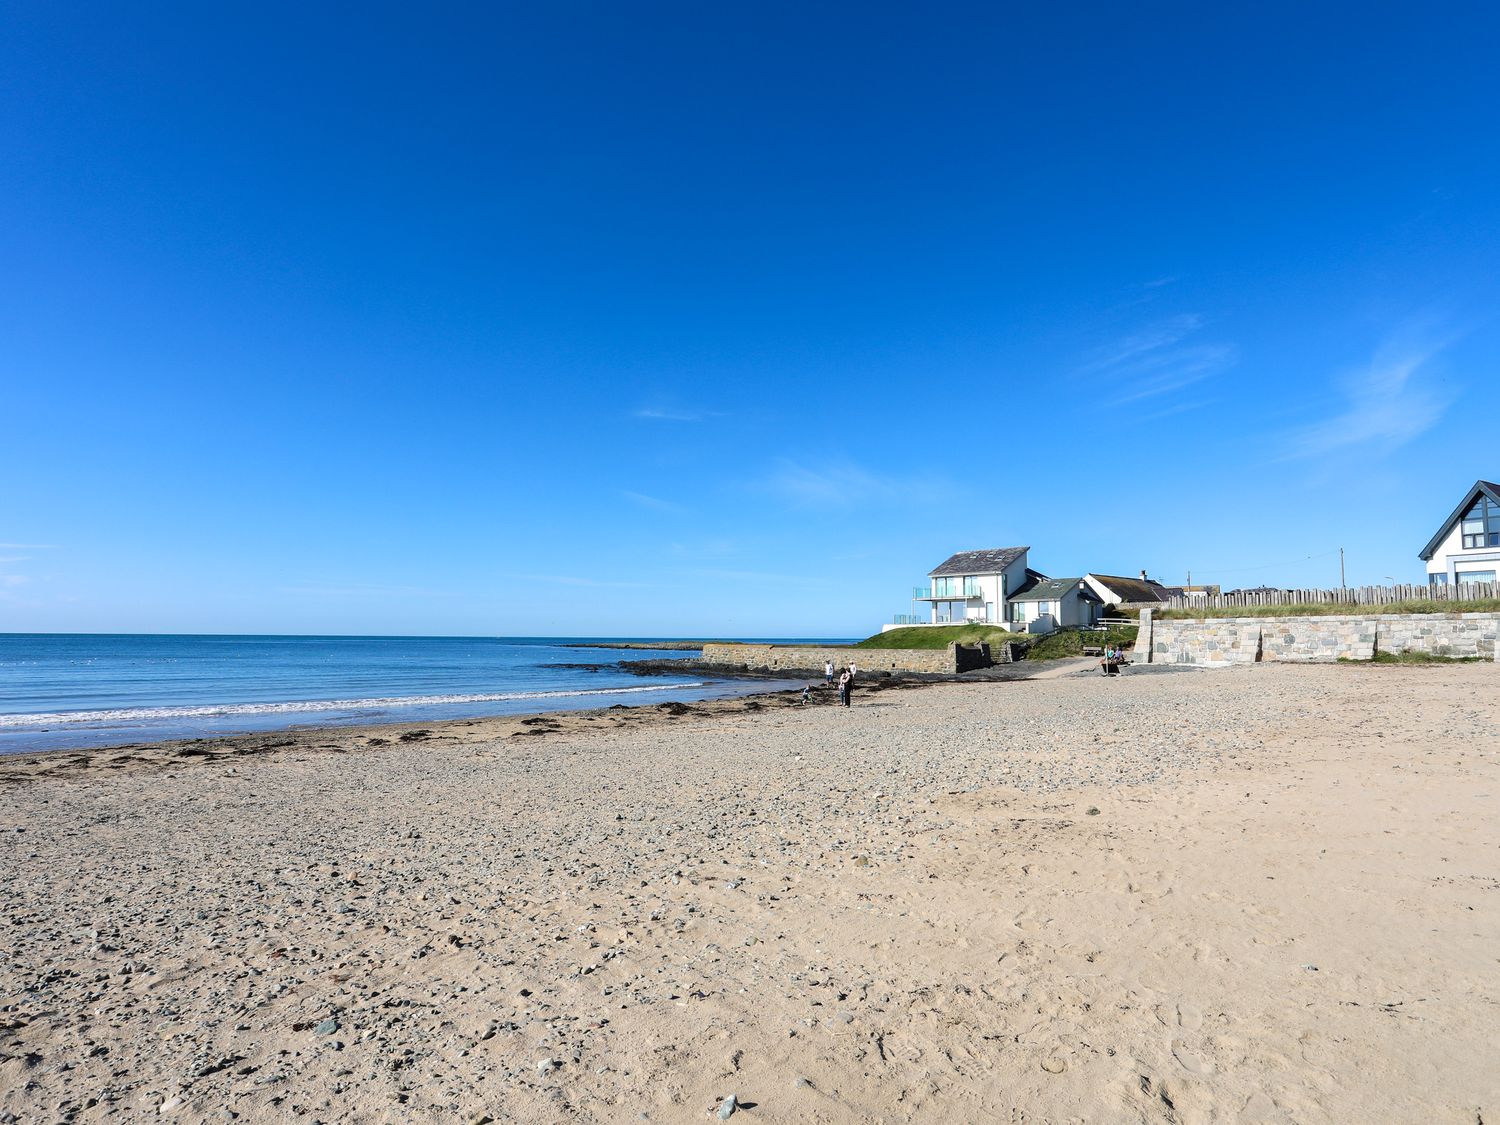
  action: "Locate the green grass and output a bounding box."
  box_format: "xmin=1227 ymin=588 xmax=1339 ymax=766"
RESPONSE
xmin=1152 ymin=598 xmax=1500 ymax=620
xmin=854 ymin=625 xmax=1030 ymax=650
xmin=1358 ymin=649 xmax=1490 ymax=664
xmin=854 ymin=623 xmax=1139 ymax=661
xmin=1023 ymin=625 xmax=1139 ymax=660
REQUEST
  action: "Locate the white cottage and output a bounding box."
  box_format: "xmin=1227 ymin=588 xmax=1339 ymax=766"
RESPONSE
xmin=1420 ymin=479 xmax=1500 ymax=586
xmin=1006 ymin=576 xmax=1103 ymax=633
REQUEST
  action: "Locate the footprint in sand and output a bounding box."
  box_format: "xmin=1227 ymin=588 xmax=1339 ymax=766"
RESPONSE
xmin=1240 ymin=1089 xmax=1292 ymax=1124
xmin=1172 ymin=1040 xmax=1214 ymax=1075
xmin=1153 ymin=1001 xmax=1202 ymax=1030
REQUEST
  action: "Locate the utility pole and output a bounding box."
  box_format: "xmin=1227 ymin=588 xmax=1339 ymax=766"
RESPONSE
xmin=1339 ymin=547 xmax=1346 ymax=590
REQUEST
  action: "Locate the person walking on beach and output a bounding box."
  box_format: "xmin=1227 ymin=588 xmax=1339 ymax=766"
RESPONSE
xmin=838 ymin=668 xmax=852 ymax=707
xmin=824 ymin=661 xmax=834 ymax=685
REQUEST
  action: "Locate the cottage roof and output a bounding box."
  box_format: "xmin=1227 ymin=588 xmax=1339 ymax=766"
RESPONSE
xmin=1420 ymin=479 xmax=1500 ymax=560
xmin=1085 ymin=573 xmax=1169 ymax=603
xmin=1009 ymin=576 xmax=1101 ymax=603
xmin=928 ymin=547 xmax=1028 ymax=577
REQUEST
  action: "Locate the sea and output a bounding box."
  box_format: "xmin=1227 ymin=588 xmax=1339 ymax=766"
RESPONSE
xmin=0 ymin=634 xmax=838 ymax=754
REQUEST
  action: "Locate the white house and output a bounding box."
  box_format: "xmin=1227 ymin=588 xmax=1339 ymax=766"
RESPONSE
xmin=908 ymin=547 xmax=1037 ymax=626
xmin=1421 ymin=479 xmax=1500 ymax=586
xmin=1007 ymin=576 xmax=1103 ymax=633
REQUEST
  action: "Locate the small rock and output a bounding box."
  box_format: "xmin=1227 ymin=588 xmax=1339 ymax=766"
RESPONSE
xmin=537 ymin=1058 xmax=558 ymax=1076
xmin=315 ymin=1019 xmax=339 ymax=1037
xmin=1041 ymin=1057 xmax=1066 ymax=1074
xmin=717 ymin=1093 xmax=738 ymax=1119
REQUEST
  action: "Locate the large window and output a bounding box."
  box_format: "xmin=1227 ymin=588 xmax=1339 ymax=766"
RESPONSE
xmin=1460 ymin=495 xmax=1500 ymax=549
xmin=934 ymin=576 xmax=982 ymax=598
xmin=1458 ymin=570 xmax=1497 ymax=584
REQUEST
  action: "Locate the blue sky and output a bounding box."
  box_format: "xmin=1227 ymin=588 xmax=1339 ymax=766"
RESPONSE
xmin=3 ymin=3 xmax=1498 ymax=636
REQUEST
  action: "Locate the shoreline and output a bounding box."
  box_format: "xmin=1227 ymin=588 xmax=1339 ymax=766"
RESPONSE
xmin=0 ymin=671 xmax=948 ymax=782
xmin=0 ymin=658 xmax=1069 ymax=773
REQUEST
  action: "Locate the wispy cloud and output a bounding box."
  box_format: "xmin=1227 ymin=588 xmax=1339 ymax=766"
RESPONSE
xmin=1080 ymin=314 xmax=1236 ymax=405
xmin=620 ymin=489 xmax=687 ymax=514
xmin=500 ymin=572 xmax=654 ymax=590
xmin=757 ymin=458 xmax=937 ymax=508
xmin=279 ymin=581 xmax=461 ymax=599
xmin=675 ymin=566 xmax=834 ymax=588
xmin=631 ymin=404 xmax=720 ymax=422
xmin=1280 ymin=323 xmax=1456 ymax=460
xmin=0 ymin=543 xmax=58 ymax=550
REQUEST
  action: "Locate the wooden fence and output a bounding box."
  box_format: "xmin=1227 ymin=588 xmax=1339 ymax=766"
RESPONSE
xmin=1149 ymin=581 xmax=1498 ymax=611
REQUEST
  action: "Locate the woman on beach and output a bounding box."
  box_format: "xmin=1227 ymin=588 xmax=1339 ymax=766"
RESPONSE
xmin=838 ymin=668 xmax=852 ymax=707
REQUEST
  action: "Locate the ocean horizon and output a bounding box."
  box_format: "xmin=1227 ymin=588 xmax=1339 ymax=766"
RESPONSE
xmin=0 ymin=633 xmax=849 ymax=754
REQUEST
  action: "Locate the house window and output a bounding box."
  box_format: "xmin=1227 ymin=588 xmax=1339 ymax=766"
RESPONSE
xmin=1460 ymin=497 xmax=1500 ymax=549
xmin=1429 ymin=573 xmax=1447 ymax=586
xmin=1009 ymin=602 xmax=1028 ymax=623
xmin=1458 ymin=570 xmax=1497 ymax=584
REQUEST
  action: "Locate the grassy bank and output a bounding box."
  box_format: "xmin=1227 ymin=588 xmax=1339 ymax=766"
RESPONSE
xmin=856 ymin=624 xmax=1139 ymax=661
xmin=1153 ymin=599 xmax=1500 ymax=620
xmin=855 ymin=625 xmax=1030 ymax=650
xmin=1025 ymin=624 xmax=1139 ymax=659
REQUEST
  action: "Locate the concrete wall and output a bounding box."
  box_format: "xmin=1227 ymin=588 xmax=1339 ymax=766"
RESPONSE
xmin=1132 ymin=608 xmax=1500 ymax=665
xmin=701 ymin=642 xmax=986 ymax=675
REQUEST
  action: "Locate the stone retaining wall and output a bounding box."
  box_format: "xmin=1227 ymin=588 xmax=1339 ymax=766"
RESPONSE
xmin=1132 ymin=609 xmax=1500 ymax=665
xmin=700 ymin=642 xmax=981 ymax=675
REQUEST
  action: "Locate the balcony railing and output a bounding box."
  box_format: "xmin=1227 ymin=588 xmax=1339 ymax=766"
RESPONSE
xmin=913 ymin=582 xmax=983 ymax=600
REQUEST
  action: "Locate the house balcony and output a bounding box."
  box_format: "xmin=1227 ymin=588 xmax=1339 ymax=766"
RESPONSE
xmin=913 ymin=584 xmax=984 ymax=601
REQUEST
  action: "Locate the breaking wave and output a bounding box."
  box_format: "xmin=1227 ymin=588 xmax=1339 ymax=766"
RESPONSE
xmin=0 ymin=681 xmax=709 ymax=729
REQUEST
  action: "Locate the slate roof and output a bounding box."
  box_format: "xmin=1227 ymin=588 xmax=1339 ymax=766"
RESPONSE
xmin=928 ymin=547 xmax=1028 ymax=577
xmin=1419 ymin=479 xmax=1500 ymax=560
xmin=1009 ymin=576 xmax=1101 ymax=603
xmin=1085 ymin=573 xmax=1169 ymax=603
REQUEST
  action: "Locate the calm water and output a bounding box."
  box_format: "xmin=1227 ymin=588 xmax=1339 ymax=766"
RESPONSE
xmin=0 ymin=634 xmax=832 ymax=753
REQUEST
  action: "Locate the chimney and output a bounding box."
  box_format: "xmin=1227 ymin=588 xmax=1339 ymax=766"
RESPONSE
xmin=1139 ymin=569 xmax=1148 ymax=582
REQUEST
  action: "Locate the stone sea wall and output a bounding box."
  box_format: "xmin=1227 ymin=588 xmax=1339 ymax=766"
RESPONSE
xmin=1133 ymin=609 xmax=1500 ymax=665
xmin=700 ymin=643 xmax=981 ymax=676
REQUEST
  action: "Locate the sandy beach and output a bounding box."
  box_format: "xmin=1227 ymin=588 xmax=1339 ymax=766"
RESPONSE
xmin=1 ymin=662 xmax=1496 ymax=1124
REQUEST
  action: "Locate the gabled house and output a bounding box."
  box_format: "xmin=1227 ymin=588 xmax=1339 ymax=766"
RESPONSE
xmin=1007 ymin=576 xmax=1102 ymax=632
xmin=1084 ymin=571 xmax=1171 ymax=606
xmin=1421 ymin=479 xmax=1500 ymax=586
xmin=911 ymin=547 xmax=1034 ymax=625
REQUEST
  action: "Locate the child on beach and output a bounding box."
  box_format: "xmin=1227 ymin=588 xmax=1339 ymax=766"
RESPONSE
xmin=824 ymin=661 xmax=834 ymax=684
xmin=801 ymin=685 xmax=811 ymax=705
